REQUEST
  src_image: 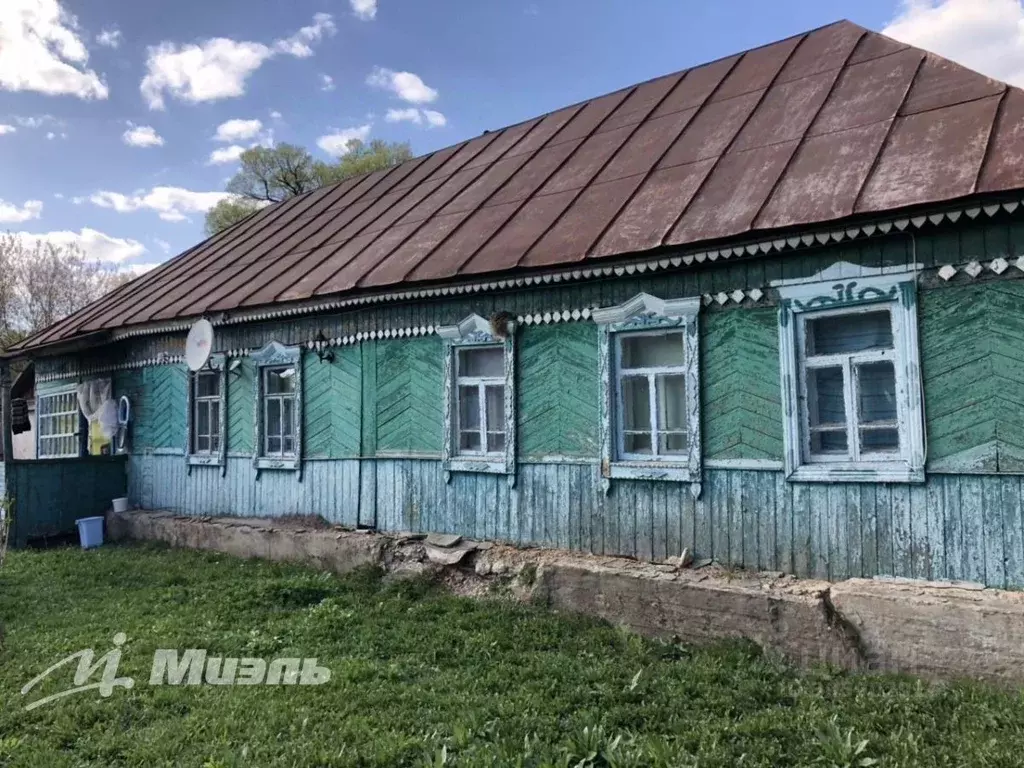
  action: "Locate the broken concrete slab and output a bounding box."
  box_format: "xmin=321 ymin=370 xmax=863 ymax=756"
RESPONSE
xmin=424 ymin=542 xmax=474 ymax=565
xmin=425 ymin=533 xmax=461 ymax=548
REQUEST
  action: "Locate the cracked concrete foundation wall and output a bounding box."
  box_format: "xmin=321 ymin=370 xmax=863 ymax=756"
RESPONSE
xmin=108 ymin=510 xmax=1024 ymax=686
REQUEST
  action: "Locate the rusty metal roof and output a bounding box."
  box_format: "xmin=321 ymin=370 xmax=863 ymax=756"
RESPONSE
xmin=14 ymin=20 xmax=1024 ymax=353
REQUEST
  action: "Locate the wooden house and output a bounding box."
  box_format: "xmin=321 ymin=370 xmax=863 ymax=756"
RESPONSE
xmin=5 ymin=20 xmax=1024 ymax=586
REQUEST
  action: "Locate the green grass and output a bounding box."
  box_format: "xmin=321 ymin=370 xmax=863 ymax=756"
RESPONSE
xmin=2 ymin=544 xmax=1024 ymax=767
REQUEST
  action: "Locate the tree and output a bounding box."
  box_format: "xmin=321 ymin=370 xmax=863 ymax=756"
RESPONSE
xmin=204 ymin=139 xmax=413 ymax=235
xmin=0 ymin=234 xmax=131 ymax=350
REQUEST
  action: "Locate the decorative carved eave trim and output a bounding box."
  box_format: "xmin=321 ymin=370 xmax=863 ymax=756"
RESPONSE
xmin=250 ymin=341 xmax=300 ymax=367
xmin=592 ymin=293 xmax=701 ymax=325
xmin=437 ymin=314 xmax=493 ymax=342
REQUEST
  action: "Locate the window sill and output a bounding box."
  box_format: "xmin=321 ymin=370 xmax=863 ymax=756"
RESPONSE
xmin=787 ymin=464 xmax=924 ymax=484
xmin=447 ymin=457 xmax=508 ymax=475
xmin=605 ymin=461 xmax=697 ymax=483
xmin=256 ymin=457 xmax=299 ymax=471
xmin=187 ymin=455 xmax=223 ymax=467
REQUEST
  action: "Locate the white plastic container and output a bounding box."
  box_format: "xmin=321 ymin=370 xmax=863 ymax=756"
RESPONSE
xmin=76 ymin=516 xmax=104 ymax=549
xmin=111 ymin=497 xmax=130 ymax=514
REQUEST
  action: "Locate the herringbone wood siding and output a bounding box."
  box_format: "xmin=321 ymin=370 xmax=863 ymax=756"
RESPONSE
xmin=702 ymin=308 xmax=784 ymax=461
xmin=519 ymin=324 xmax=599 ymax=457
xmin=375 ymin=337 xmax=444 ymax=454
xmin=304 ymin=346 xmax=361 ymax=458
xmin=922 ymin=281 xmax=1024 ymax=471
xmin=136 ymin=365 xmax=186 ymax=450
xmin=228 ymin=358 xmax=254 ymax=455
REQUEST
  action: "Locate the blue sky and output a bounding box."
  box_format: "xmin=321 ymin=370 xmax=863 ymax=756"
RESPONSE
xmin=0 ymin=0 xmax=1016 ymax=273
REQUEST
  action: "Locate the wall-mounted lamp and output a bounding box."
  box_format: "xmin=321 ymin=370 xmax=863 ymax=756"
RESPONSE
xmin=312 ymin=330 xmax=335 ymax=363
xmin=228 ymin=358 xmax=243 ymax=377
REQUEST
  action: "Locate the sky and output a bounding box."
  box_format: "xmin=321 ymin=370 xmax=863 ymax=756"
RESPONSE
xmin=0 ymin=0 xmax=1020 ymax=275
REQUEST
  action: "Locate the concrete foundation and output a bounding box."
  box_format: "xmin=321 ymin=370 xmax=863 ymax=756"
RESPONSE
xmin=108 ymin=510 xmax=1024 ymax=686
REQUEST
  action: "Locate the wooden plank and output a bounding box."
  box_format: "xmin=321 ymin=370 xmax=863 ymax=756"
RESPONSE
xmin=792 ymin=482 xmax=811 ymax=578
xmin=891 ymin=484 xmax=912 ymax=579
xmin=908 ymin=482 xmax=930 ymax=580
xmin=944 ymin=474 xmax=963 ymax=581
xmin=960 ymin=475 xmax=986 ymax=583
xmin=983 ymin=476 xmax=1005 ymax=588
xmin=860 ymin=484 xmax=877 ymax=578
xmin=925 ymin=475 xmax=945 ymax=580
xmin=876 ymin=484 xmax=894 ymax=576
xmin=1002 ymin=476 xmax=1023 ymax=588
xmin=742 ymin=471 xmax=758 ymax=570
xmin=846 ymin=482 xmax=862 ymax=579
xmin=636 ymin=481 xmax=654 ymax=562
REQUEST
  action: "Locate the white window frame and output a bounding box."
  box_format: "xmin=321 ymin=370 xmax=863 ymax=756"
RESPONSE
xmin=251 ymin=341 xmax=302 ymax=472
xmin=439 ymin=313 xmax=516 ymax=484
xmin=593 ymin=293 xmax=702 ymax=496
xmin=186 ymin=354 xmax=226 ymax=468
xmin=36 ymin=387 xmax=83 ymax=459
xmin=775 ymin=263 xmax=924 ymax=483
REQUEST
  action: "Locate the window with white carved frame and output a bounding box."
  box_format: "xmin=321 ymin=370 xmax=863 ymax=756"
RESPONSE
xmin=439 ymin=314 xmax=516 ymax=482
xmin=37 ymin=389 xmax=83 ymax=459
xmin=776 ymin=266 xmax=924 ymax=483
xmin=594 ymin=294 xmax=702 ymax=494
xmin=251 ymin=341 xmax=302 ymax=471
xmin=187 ymin=355 xmax=227 ymax=467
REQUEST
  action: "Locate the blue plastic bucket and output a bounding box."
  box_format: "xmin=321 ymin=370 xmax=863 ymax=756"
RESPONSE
xmin=76 ymin=516 xmax=105 ymax=549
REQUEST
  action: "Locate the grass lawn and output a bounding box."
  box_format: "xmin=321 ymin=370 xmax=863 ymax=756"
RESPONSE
xmin=1 ymin=544 xmax=1024 ymax=767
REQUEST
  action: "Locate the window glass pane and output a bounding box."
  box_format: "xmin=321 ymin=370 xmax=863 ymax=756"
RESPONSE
xmin=656 ymin=374 xmax=686 ymax=431
xmin=266 ymin=399 xmax=281 ymax=438
xmin=621 ymin=376 xmax=650 ymax=431
xmin=458 ymin=347 xmax=503 ymax=378
xmin=282 ymin=399 xmax=294 ymax=437
xmin=620 ymin=332 xmax=684 ymax=369
xmin=266 ymin=368 xmax=295 ymax=394
xmin=197 ymin=435 xmax=210 ymax=453
xmin=210 ymin=435 xmax=220 ymax=453
xmin=487 ymin=432 xmax=505 ymax=453
xmin=658 ymin=433 xmax=687 ymax=454
xmin=267 ymin=436 xmax=281 ymax=454
xmin=811 ymin=430 xmax=848 ymax=454
xmin=459 ymin=386 xmax=480 ymax=430
xmin=806 ymin=311 xmax=893 ymax=355
xmin=485 ymin=386 xmax=504 ymax=432
xmin=210 ymin=402 xmax=220 ymax=437
xmin=196 ymin=402 xmax=210 ymax=437
xmin=197 ymin=371 xmax=219 ymax=397
xmin=807 ymin=367 xmax=846 ymax=428
xmin=857 ymin=361 xmax=896 ymax=424
xmin=283 ymin=435 xmax=294 ymax=455
xmin=624 ymin=433 xmax=652 ymax=454
xmin=861 ymin=427 xmax=899 ymax=452
xmin=460 ymin=431 xmax=481 ymax=451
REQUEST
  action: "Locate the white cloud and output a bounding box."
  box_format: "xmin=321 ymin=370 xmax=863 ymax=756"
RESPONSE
xmin=350 ymin=0 xmax=378 ymax=20
xmin=122 ymin=123 xmax=164 ymax=148
xmin=127 ymin=262 xmax=161 ymax=275
xmin=884 ymin=0 xmax=1024 ymax=87
xmin=367 ymin=66 xmax=438 ymax=104
xmin=153 ymin=238 xmax=172 ymax=254
xmin=423 ymin=109 xmax=447 ymax=127
xmin=272 ymin=12 xmax=336 ymax=58
xmin=96 ymin=27 xmax=122 ymax=49
xmin=208 ymin=145 xmax=246 ymax=165
xmin=141 ymin=13 xmax=334 ymax=109
xmin=0 ymin=124 xmax=15 ymax=135
xmin=385 ymin=107 xmax=446 ymax=128
xmin=269 ymin=109 xmax=283 ymax=120
xmin=0 ymin=0 xmax=108 ymax=100
xmin=14 ymin=115 xmax=55 ymax=129
xmin=386 ymin=107 xmax=421 ymax=124
xmin=14 ymin=228 xmax=144 ymax=263
xmin=44 ymin=130 xmax=67 ymax=140
xmin=0 ymin=199 xmax=42 ymax=223
xmin=317 ymin=124 xmax=371 ymax=156
xmin=320 ymin=73 xmax=335 ymax=91
xmin=214 ymin=118 xmax=263 ymax=142
xmin=89 ymin=186 xmax=229 ymax=222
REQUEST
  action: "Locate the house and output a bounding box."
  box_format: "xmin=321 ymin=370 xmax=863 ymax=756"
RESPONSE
xmin=4 ymin=20 xmax=1024 ymax=585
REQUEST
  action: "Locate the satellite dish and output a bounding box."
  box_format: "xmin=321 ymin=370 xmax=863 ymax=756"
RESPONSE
xmin=185 ymin=319 xmax=214 ymax=372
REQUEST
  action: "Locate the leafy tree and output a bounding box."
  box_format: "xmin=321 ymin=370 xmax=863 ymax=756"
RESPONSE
xmin=204 ymin=139 xmax=413 ymax=235
xmin=0 ymin=234 xmax=130 ymax=350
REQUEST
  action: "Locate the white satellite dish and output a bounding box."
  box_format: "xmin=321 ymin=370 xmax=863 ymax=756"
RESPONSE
xmin=185 ymin=319 xmax=214 ymax=372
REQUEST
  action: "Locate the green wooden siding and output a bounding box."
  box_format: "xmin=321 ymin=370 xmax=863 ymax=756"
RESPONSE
xmin=702 ymin=308 xmax=784 ymax=461
xmin=304 ymin=345 xmax=361 ymax=458
xmin=227 ymin=357 xmax=254 ymax=455
xmin=139 ymin=365 xmax=187 ymax=451
xmin=519 ymin=324 xmax=599 ymax=457
xmin=375 ymin=336 xmax=444 ymax=454
xmin=921 ymin=281 xmax=1024 ymax=472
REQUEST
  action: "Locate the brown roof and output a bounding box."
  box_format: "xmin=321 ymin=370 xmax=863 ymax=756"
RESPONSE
xmin=14 ymin=20 xmax=1024 ymax=353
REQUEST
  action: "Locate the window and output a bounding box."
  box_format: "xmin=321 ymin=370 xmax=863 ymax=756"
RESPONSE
xmin=439 ymin=314 xmax=516 ymax=482
xmin=776 ymin=265 xmax=924 ymax=483
xmin=251 ymin=341 xmax=302 ymax=471
xmin=455 ymin=346 xmax=506 ymax=455
xmin=37 ymin=390 xmax=81 ymax=459
xmin=262 ymin=367 xmax=296 ymax=458
xmin=187 ymin=356 xmax=226 ymax=467
xmin=593 ymin=293 xmax=702 ymax=493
